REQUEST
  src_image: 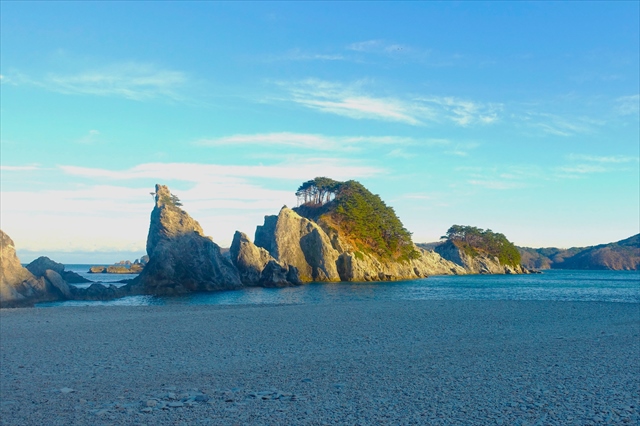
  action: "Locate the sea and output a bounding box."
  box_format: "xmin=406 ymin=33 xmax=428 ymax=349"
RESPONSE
xmin=37 ymin=267 xmax=640 ymax=308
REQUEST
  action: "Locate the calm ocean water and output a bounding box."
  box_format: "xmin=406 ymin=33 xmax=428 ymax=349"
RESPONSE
xmin=38 ymin=268 xmax=640 ymax=308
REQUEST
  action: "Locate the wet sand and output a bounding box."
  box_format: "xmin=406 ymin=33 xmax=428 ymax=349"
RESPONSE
xmin=1 ymin=300 xmax=638 ymax=425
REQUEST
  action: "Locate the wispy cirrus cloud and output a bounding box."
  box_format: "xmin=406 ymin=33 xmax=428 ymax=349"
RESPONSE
xmin=556 ymin=153 xmax=639 ymax=179
xmin=59 ymin=159 xmax=382 ymax=183
xmin=265 ymin=48 xmax=346 ymax=62
xmin=520 ymin=112 xmax=602 ymax=137
xmin=415 ymin=97 xmax=502 ymax=126
xmin=0 ymin=164 xmax=42 ymax=171
xmin=7 ymin=62 xmax=188 ymax=101
xmin=195 ymin=132 xmax=421 ymax=151
xmin=279 ymin=79 xmax=424 ymax=125
xmin=347 ymin=39 xmax=414 ymax=54
xmin=568 ymin=154 xmax=639 ymax=164
xmin=616 ymin=94 xmax=639 ymax=116
xmin=458 ymin=165 xmax=544 ymax=190
xmin=275 ymin=79 xmax=502 ymax=127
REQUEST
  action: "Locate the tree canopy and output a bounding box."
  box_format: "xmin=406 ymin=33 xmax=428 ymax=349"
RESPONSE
xmin=296 ymin=177 xmax=419 ymax=261
xmin=443 ymin=225 xmax=521 ymax=267
xmin=296 ymin=177 xmax=342 ymax=206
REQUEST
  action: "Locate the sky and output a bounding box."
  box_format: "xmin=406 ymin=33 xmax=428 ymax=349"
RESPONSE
xmin=1 ymin=2 xmax=639 ymax=263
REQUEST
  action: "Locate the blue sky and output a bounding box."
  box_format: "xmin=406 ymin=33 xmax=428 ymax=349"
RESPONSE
xmin=1 ymin=2 xmax=638 ymax=263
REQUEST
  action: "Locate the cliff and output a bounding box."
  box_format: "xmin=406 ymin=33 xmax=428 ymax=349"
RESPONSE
xmin=255 ymin=207 xmax=341 ymax=282
xmin=231 ymin=178 xmax=467 ymax=283
xmin=435 ymin=240 xmax=528 ymax=274
xmin=518 ymin=234 xmax=640 ymax=271
xmin=0 ymin=231 xmax=74 ymax=307
xmin=133 ymin=184 xmax=242 ymax=295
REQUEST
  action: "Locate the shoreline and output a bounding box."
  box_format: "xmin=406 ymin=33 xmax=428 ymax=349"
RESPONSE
xmin=1 ymin=299 xmax=638 ymax=425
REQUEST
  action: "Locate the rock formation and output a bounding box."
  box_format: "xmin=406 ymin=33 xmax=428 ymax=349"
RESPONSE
xmin=0 ymin=230 xmax=74 ymax=307
xmin=254 ymin=206 xmax=341 ymax=282
xmin=337 ymin=247 xmax=466 ymax=281
xmin=435 ymin=240 xmax=528 ymax=274
xmin=259 ymin=261 xmax=302 ymax=287
xmin=232 ymin=204 xmax=465 ymax=284
xmin=26 ymin=256 xmax=90 ymax=283
xmin=133 ymin=184 xmax=242 ymax=295
xmin=230 ymin=231 xmax=275 ymax=285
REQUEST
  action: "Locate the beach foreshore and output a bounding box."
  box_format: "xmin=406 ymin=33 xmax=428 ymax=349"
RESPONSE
xmin=1 ymin=300 xmax=638 ymax=425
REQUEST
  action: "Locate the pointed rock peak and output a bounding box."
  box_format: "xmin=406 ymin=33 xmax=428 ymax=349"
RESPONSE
xmin=154 ymin=184 xmax=184 ymax=210
xmin=146 ymin=184 xmax=204 ymax=255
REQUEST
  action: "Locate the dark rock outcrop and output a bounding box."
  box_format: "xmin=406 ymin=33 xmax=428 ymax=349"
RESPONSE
xmin=133 ymin=184 xmax=242 ymax=295
xmin=26 ymin=256 xmax=90 ymax=283
xmin=258 ymin=260 xmax=302 ymax=287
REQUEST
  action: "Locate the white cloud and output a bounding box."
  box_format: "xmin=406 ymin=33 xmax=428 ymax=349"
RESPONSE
xmin=9 ymin=62 xmax=187 ymax=101
xmin=557 ymin=164 xmax=607 ymax=175
xmin=468 ymin=179 xmax=523 ymax=190
xmin=59 ymin=159 xmax=382 ymax=182
xmin=522 ymin=112 xmax=600 ymax=137
xmin=415 ymin=96 xmax=502 ymax=126
xmin=568 ymin=154 xmax=639 ymax=164
xmin=274 ymin=49 xmax=345 ymax=61
xmin=195 ymin=132 xmax=416 ymax=151
xmin=1 ymin=157 xmax=385 ymax=252
xmin=616 ymin=94 xmax=640 ymax=116
xmin=276 ymin=79 xmax=501 ymax=127
xmin=0 ymin=164 xmax=41 ymax=171
xmin=347 ymin=40 xmax=412 ymax=54
xmin=386 ymin=149 xmax=415 ymax=159
xmin=280 ymin=79 xmax=423 ymax=125
xmin=77 ymin=129 xmax=101 ymax=145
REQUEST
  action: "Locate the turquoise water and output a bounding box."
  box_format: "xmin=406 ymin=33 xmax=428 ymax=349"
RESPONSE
xmin=38 ymin=269 xmax=640 ymax=308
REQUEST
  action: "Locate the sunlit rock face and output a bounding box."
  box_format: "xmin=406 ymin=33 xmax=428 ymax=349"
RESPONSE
xmin=435 ymin=240 xmax=529 ymax=275
xmin=135 ymin=184 xmax=242 ymax=295
xmin=336 ymin=246 xmax=467 ymax=282
xmin=254 ymin=206 xmax=341 ymax=282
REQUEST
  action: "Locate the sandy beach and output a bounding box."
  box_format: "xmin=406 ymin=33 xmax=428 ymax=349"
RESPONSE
xmin=1 ymin=300 xmax=638 ymax=425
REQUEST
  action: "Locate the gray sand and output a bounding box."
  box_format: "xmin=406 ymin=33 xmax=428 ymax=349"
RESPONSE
xmin=1 ymin=300 xmax=638 ymax=425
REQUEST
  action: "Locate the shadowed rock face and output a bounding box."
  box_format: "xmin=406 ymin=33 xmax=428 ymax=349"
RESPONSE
xmin=254 ymin=207 xmax=340 ymax=282
xmin=0 ymin=230 xmax=75 ymax=307
xmin=134 ymin=184 xmax=242 ymax=295
xmin=230 ymin=231 xmax=274 ymax=285
xmin=259 ymin=260 xmax=302 ymax=288
xmin=26 ymin=256 xmax=90 ymax=284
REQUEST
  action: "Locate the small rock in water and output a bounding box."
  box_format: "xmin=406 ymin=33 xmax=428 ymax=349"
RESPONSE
xmin=60 ymin=387 xmax=75 ymax=394
xmin=194 ymin=394 xmax=210 ymax=402
xmin=167 ymin=402 xmax=184 ymax=408
xmin=145 ymin=400 xmax=157 ymax=407
xmin=141 ymin=407 xmax=153 ymax=413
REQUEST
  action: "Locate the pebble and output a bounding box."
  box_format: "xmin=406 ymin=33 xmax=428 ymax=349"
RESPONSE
xmin=59 ymin=387 xmax=75 ymax=394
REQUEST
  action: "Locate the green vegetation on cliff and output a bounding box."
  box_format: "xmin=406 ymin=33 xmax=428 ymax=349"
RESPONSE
xmin=444 ymin=225 xmax=521 ymax=267
xmin=295 ymin=177 xmax=419 ymax=261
